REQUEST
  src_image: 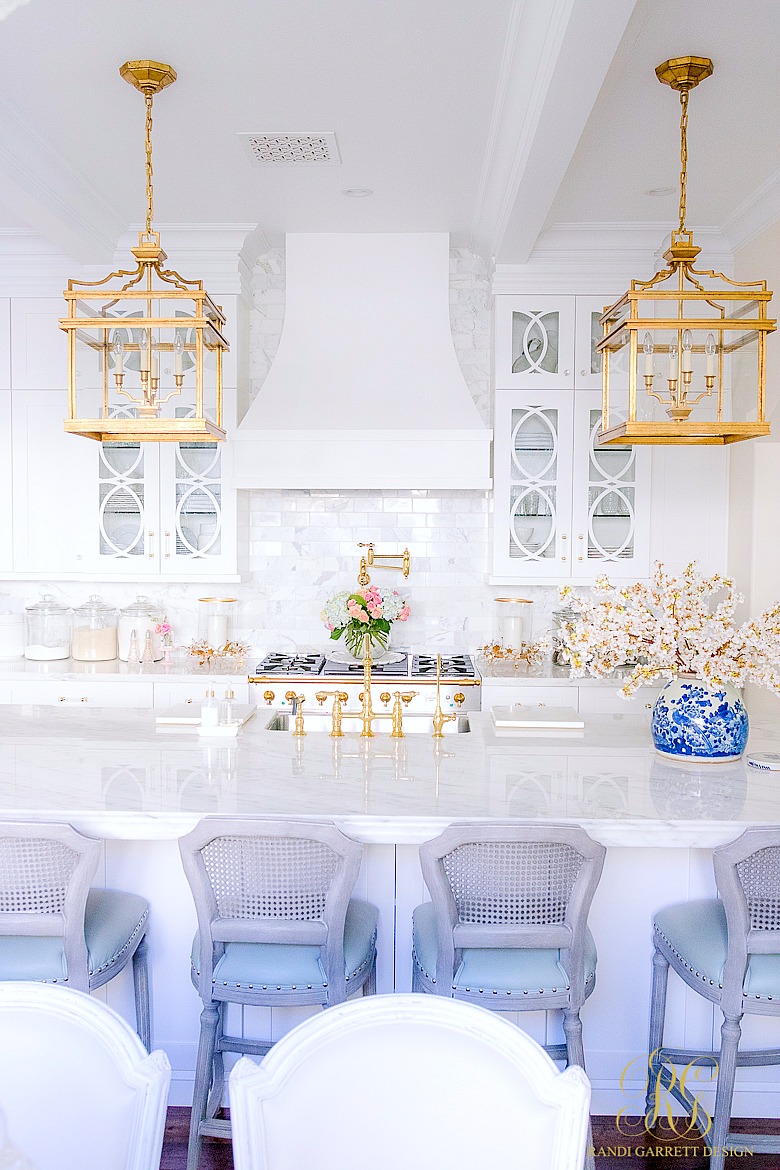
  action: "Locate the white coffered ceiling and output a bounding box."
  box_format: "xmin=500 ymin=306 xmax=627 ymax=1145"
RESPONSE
xmin=0 ymin=0 xmax=775 ymax=264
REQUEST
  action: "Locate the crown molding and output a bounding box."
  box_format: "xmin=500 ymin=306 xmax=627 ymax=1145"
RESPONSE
xmin=491 ymin=221 xmax=734 ymax=294
xmin=720 ymin=168 xmax=780 ymax=253
xmin=0 ymin=230 xmax=74 ymax=295
xmin=470 ymin=0 xmax=640 ymax=264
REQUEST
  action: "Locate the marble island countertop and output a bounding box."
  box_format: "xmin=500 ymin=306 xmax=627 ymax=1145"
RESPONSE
xmin=0 ymin=705 xmax=778 ymax=848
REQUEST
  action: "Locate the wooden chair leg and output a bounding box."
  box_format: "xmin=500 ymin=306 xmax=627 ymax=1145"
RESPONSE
xmin=131 ymin=935 xmax=151 ymax=1052
xmin=709 ymin=1014 xmax=742 ymax=1170
xmin=563 ymin=1008 xmax=594 ymax=1170
xmin=206 ymin=1003 xmax=226 ymax=1121
xmin=645 ymin=947 xmax=669 ymax=1119
xmin=362 ymin=953 xmax=377 ymax=996
xmin=187 ymin=1004 xmax=219 ymax=1170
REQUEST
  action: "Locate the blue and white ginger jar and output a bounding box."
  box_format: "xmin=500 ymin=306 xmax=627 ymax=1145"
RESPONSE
xmin=651 ymin=676 xmax=749 ymax=763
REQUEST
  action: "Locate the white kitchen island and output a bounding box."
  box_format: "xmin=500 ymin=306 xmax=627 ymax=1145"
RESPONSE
xmin=2 ymin=703 xmax=779 ymax=1116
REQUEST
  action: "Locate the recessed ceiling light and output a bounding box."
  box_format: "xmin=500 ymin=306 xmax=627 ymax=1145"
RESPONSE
xmin=342 ymin=188 xmax=373 ymax=198
xmin=646 ymin=186 xmax=676 ymax=197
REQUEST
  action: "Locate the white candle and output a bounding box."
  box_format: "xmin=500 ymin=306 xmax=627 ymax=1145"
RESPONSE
xmin=668 ymin=341 xmax=678 ymax=381
xmin=681 ymin=330 xmax=693 ymax=373
xmin=207 ymin=614 xmax=229 ymax=647
xmin=499 ymin=614 xmax=525 ymax=647
xmin=705 ymin=333 xmax=716 ymax=376
xmin=151 ymin=355 xmax=159 ymax=379
xmin=643 ymin=333 xmax=654 ymax=377
xmin=174 ymin=336 xmax=184 ymax=376
xmin=140 ymin=340 xmax=150 ymax=373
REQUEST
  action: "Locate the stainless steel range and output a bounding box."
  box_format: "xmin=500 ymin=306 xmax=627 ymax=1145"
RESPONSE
xmin=250 ymin=652 xmax=481 ymax=716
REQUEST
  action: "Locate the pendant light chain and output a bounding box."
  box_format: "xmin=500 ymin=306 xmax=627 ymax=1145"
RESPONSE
xmin=144 ymin=92 xmax=154 ymax=235
xmin=678 ymin=89 xmax=689 ymax=234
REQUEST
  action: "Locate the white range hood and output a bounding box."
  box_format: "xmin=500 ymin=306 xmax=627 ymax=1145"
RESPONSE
xmin=234 ymin=233 xmax=491 ymax=488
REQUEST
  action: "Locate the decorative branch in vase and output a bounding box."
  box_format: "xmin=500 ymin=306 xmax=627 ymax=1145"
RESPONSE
xmin=322 ymin=585 xmax=410 ymax=659
xmin=558 ymin=563 xmax=780 ymax=762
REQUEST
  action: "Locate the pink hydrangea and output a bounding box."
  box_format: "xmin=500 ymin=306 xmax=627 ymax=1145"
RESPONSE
xmin=398 ymin=605 xmax=410 ymax=622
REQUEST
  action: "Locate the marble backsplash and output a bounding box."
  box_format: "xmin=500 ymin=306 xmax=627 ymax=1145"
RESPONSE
xmin=0 ymin=488 xmax=560 ymax=657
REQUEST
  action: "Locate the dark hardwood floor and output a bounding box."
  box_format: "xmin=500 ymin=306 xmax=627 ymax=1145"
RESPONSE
xmin=161 ymin=1111 xmax=780 ymax=1168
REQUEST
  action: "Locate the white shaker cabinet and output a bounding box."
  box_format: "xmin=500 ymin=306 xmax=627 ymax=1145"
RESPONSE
xmin=491 ymin=389 xmax=651 ymax=582
xmin=0 ymin=390 xmax=12 ymax=573
xmin=10 ymin=299 xmax=68 ymax=390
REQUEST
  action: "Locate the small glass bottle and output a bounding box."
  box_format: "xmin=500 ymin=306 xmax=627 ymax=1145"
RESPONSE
xmin=200 ymin=688 xmax=219 ymax=728
xmin=219 ymin=688 xmax=236 ymax=725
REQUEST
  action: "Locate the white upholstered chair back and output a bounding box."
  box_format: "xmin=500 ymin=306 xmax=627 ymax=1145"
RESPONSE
xmin=0 ymin=983 xmax=170 ymax=1170
xmin=229 ymin=993 xmax=591 ymax=1170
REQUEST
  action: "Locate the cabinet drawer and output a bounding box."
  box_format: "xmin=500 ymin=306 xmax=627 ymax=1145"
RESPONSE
xmin=481 ymin=684 xmax=579 ymax=711
xmin=12 ymin=681 xmax=154 ymax=708
xmin=153 ymin=681 xmax=250 ymax=710
xmin=578 ymin=687 xmax=660 ymax=716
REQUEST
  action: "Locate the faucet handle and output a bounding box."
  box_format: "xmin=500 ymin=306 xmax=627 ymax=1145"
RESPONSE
xmin=400 ymin=691 xmax=419 ymax=706
xmin=336 ymin=690 xmax=348 ymax=704
xmin=315 ymin=691 xmax=328 ymax=706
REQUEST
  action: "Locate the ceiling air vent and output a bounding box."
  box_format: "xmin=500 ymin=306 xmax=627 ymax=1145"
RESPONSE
xmin=239 ymin=132 xmax=340 ymax=166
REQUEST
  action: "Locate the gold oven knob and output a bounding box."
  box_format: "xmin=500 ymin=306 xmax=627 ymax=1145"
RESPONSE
xmin=263 ymin=690 xmax=276 ymax=704
xmin=380 ymin=692 xmax=391 ymax=705
xmin=285 ymin=691 xmax=297 ymax=704
xmin=454 ymin=692 xmax=465 ymax=707
xmin=315 ymin=691 xmax=328 ymax=706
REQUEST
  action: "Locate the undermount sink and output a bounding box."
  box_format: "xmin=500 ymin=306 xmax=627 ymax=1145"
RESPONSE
xmin=265 ymin=713 xmax=471 ymax=735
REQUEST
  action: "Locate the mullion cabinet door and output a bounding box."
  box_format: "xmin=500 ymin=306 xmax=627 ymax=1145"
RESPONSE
xmin=570 ymin=392 xmax=650 ymax=579
xmin=156 ymin=405 xmax=236 ymax=575
xmin=494 ymin=296 xmax=575 ymax=390
xmin=492 ymin=392 xmax=574 ymax=579
xmin=574 ymin=295 xmax=630 ymax=392
xmin=86 ymin=435 xmax=162 ymax=575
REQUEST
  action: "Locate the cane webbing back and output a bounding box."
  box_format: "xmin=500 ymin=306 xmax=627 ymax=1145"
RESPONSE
xmin=200 ymin=835 xmax=339 ymax=921
xmin=0 ymin=837 xmax=80 ymax=916
xmin=441 ymin=840 xmax=582 ymax=926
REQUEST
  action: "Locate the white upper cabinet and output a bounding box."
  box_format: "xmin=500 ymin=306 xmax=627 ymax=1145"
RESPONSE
xmin=492 ymin=389 xmax=650 ymax=582
xmin=0 ymin=390 xmax=12 ymax=572
xmin=0 ymin=300 xmax=10 ymax=390
xmin=12 ymin=391 xmax=237 ymax=577
xmin=10 ymin=299 xmax=68 ymax=390
xmin=494 ymin=296 xmax=575 ymax=390
xmin=574 ymin=295 xmax=630 ymax=393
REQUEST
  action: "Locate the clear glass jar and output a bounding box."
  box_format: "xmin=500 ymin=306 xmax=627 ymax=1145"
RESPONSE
xmin=0 ymin=612 xmax=25 ymax=660
xmin=25 ymin=595 xmax=71 ymax=661
xmin=118 ymin=596 xmax=164 ymax=662
xmin=494 ymin=597 xmax=533 ymax=648
xmin=197 ymin=598 xmax=237 ymax=648
xmin=71 ymin=595 xmax=118 ymax=662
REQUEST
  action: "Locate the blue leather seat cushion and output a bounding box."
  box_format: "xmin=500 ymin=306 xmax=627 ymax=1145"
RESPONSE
xmin=412 ymin=901 xmax=597 ymax=994
xmin=192 ymin=897 xmax=378 ymax=989
xmin=0 ymin=888 xmax=148 ymax=983
xmin=654 ymin=898 xmax=780 ymax=1000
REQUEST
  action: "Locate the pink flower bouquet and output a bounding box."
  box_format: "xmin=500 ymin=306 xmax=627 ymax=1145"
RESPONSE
xmin=321 ymin=586 xmax=410 ymax=657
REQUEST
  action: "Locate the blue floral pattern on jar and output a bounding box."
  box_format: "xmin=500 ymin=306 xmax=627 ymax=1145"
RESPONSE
xmin=651 ymin=678 xmax=749 ymax=761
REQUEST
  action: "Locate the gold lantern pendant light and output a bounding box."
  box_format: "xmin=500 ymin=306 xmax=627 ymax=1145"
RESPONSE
xmin=598 ymin=56 xmax=775 ymax=446
xmin=60 ymin=60 xmax=228 ymax=443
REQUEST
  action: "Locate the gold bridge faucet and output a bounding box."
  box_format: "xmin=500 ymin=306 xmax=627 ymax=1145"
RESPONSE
xmin=358 ymin=635 xmax=418 ymax=738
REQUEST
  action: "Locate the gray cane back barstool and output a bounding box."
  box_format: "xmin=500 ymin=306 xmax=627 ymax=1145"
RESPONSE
xmin=647 ymin=827 xmax=780 ymax=1170
xmin=0 ymin=821 xmax=151 ymax=1049
xmin=179 ymin=817 xmax=379 ymax=1170
xmin=413 ymin=822 xmax=605 ymax=1066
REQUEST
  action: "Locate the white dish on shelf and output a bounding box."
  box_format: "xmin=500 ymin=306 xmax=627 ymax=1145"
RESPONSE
xmin=327 ymin=649 xmax=406 ymax=667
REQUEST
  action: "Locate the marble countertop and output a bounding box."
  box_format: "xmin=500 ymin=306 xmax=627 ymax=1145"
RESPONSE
xmin=1 ymin=704 xmax=778 ymax=848
xmin=0 ymin=657 xmax=248 ymax=683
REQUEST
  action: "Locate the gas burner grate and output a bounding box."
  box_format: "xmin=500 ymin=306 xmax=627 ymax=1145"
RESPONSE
xmin=322 ymin=654 xmax=409 ymax=677
xmin=256 ymin=653 xmax=326 ymax=675
xmin=411 ymin=654 xmax=475 ymax=679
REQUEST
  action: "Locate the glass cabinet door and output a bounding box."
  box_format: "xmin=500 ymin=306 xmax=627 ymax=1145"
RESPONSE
xmin=574 ymin=296 xmax=630 ymax=391
xmin=571 ymin=393 xmax=650 ymax=578
xmin=492 ymin=393 xmax=574 ymax=579
xmin=494 ymin=297 xmax=575 ymax=390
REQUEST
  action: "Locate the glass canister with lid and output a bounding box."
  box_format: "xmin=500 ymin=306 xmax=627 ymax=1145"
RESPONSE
xmin=71 ymin=595 xmax=119 ymax=662
xmin=25 ymin=595 xmax=72 ymax=661
xmin=118 ymin=596 xmax=164 ymax=662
